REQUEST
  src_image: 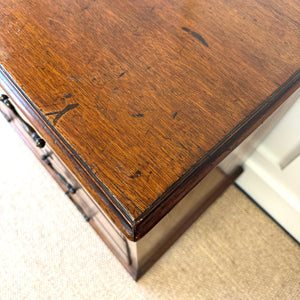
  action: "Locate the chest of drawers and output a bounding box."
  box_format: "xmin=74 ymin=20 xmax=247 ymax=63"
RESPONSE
xmin=0 ymin=0 xmax=299 ymax=280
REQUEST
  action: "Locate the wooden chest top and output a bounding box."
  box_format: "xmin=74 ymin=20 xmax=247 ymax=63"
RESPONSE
xmin=0 ymin=0 xmax=299 ymax=240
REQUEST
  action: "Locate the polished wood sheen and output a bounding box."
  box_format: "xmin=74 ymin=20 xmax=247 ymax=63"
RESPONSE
xmin=0 ymin=0 xmax=299 ymax=240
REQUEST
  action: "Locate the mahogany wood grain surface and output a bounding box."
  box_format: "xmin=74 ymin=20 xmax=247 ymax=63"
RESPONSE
xmin=0 ymin=0 xmax=299 ymax=240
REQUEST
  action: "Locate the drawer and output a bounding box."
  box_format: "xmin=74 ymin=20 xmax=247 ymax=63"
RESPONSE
xmin=41 ymin=149 xmax=131 ymax=264
xmin=0 ymin=89 xmax=131 ymax=265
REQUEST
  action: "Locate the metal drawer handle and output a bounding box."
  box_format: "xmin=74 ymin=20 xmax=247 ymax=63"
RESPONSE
xmin=69 ymin=199 xmax=91 ymax=222
xmin=41 ymin=154 xmax=90 ymax=222
xmin=0 ymin=94 xmax=46 ymax=148
xmin=42 ymin=154 xmax=76 ymax=195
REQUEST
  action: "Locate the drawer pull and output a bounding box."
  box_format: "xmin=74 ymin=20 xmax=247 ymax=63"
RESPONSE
xmin=0 ymin=94 xmax=46 ymax=148
xmin=42 ymin=154 xmax=76 ymax=195
xmin=41 ymin=154 xmax=90 ymax=222
xmin=69 ymin=198 xmax=91 ymax=222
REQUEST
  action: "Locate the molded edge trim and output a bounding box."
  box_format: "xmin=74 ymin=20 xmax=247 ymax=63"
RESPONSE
xmin=133 ymin=70 xmax=300 ymax=241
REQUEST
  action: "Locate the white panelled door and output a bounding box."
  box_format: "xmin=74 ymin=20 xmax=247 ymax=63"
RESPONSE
xmin=237 ymin=91 xmax=300 ymax=242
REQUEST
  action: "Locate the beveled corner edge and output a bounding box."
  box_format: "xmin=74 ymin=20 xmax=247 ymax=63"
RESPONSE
xmin=132 ymin=69 xmax=300 ymax=241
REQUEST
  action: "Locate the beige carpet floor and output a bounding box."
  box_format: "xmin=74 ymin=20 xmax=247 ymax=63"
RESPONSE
xmin=0 ymin=116 xmax=299 ymax=300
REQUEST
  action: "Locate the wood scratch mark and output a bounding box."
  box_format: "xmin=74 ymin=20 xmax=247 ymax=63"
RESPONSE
xmin=173 ymin=112 xmax=178 ymax=119
xmin=132 ymin=113 xmax=144 ymax=118
xmin=67 ymin=75 xmax=83 ymax=82
xmin=45 ymin=103 xmax=79 ymax=125
xmin=130 ymin=170 xmax=142 ymax=179
xmin=119 ymin=71 xmax=126 ymax=78
xmin=63 ymin=93 xmax=72 ymax=98
xmin=179 ymin=142 xmax=188 ymax=151
xmin=182 ymin=27 xmax=209 ymax=48
xmin=115 ymin=162 xmax=131 ymax=176
xmin=45 ymin=111 xmax=59 ymax=116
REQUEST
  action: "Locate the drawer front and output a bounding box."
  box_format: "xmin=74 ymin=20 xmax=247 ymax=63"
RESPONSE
xmin=0 ymin=88 xmax=131 ymax=265
xmin=41 ymin=149 xmax=131 ymax=264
